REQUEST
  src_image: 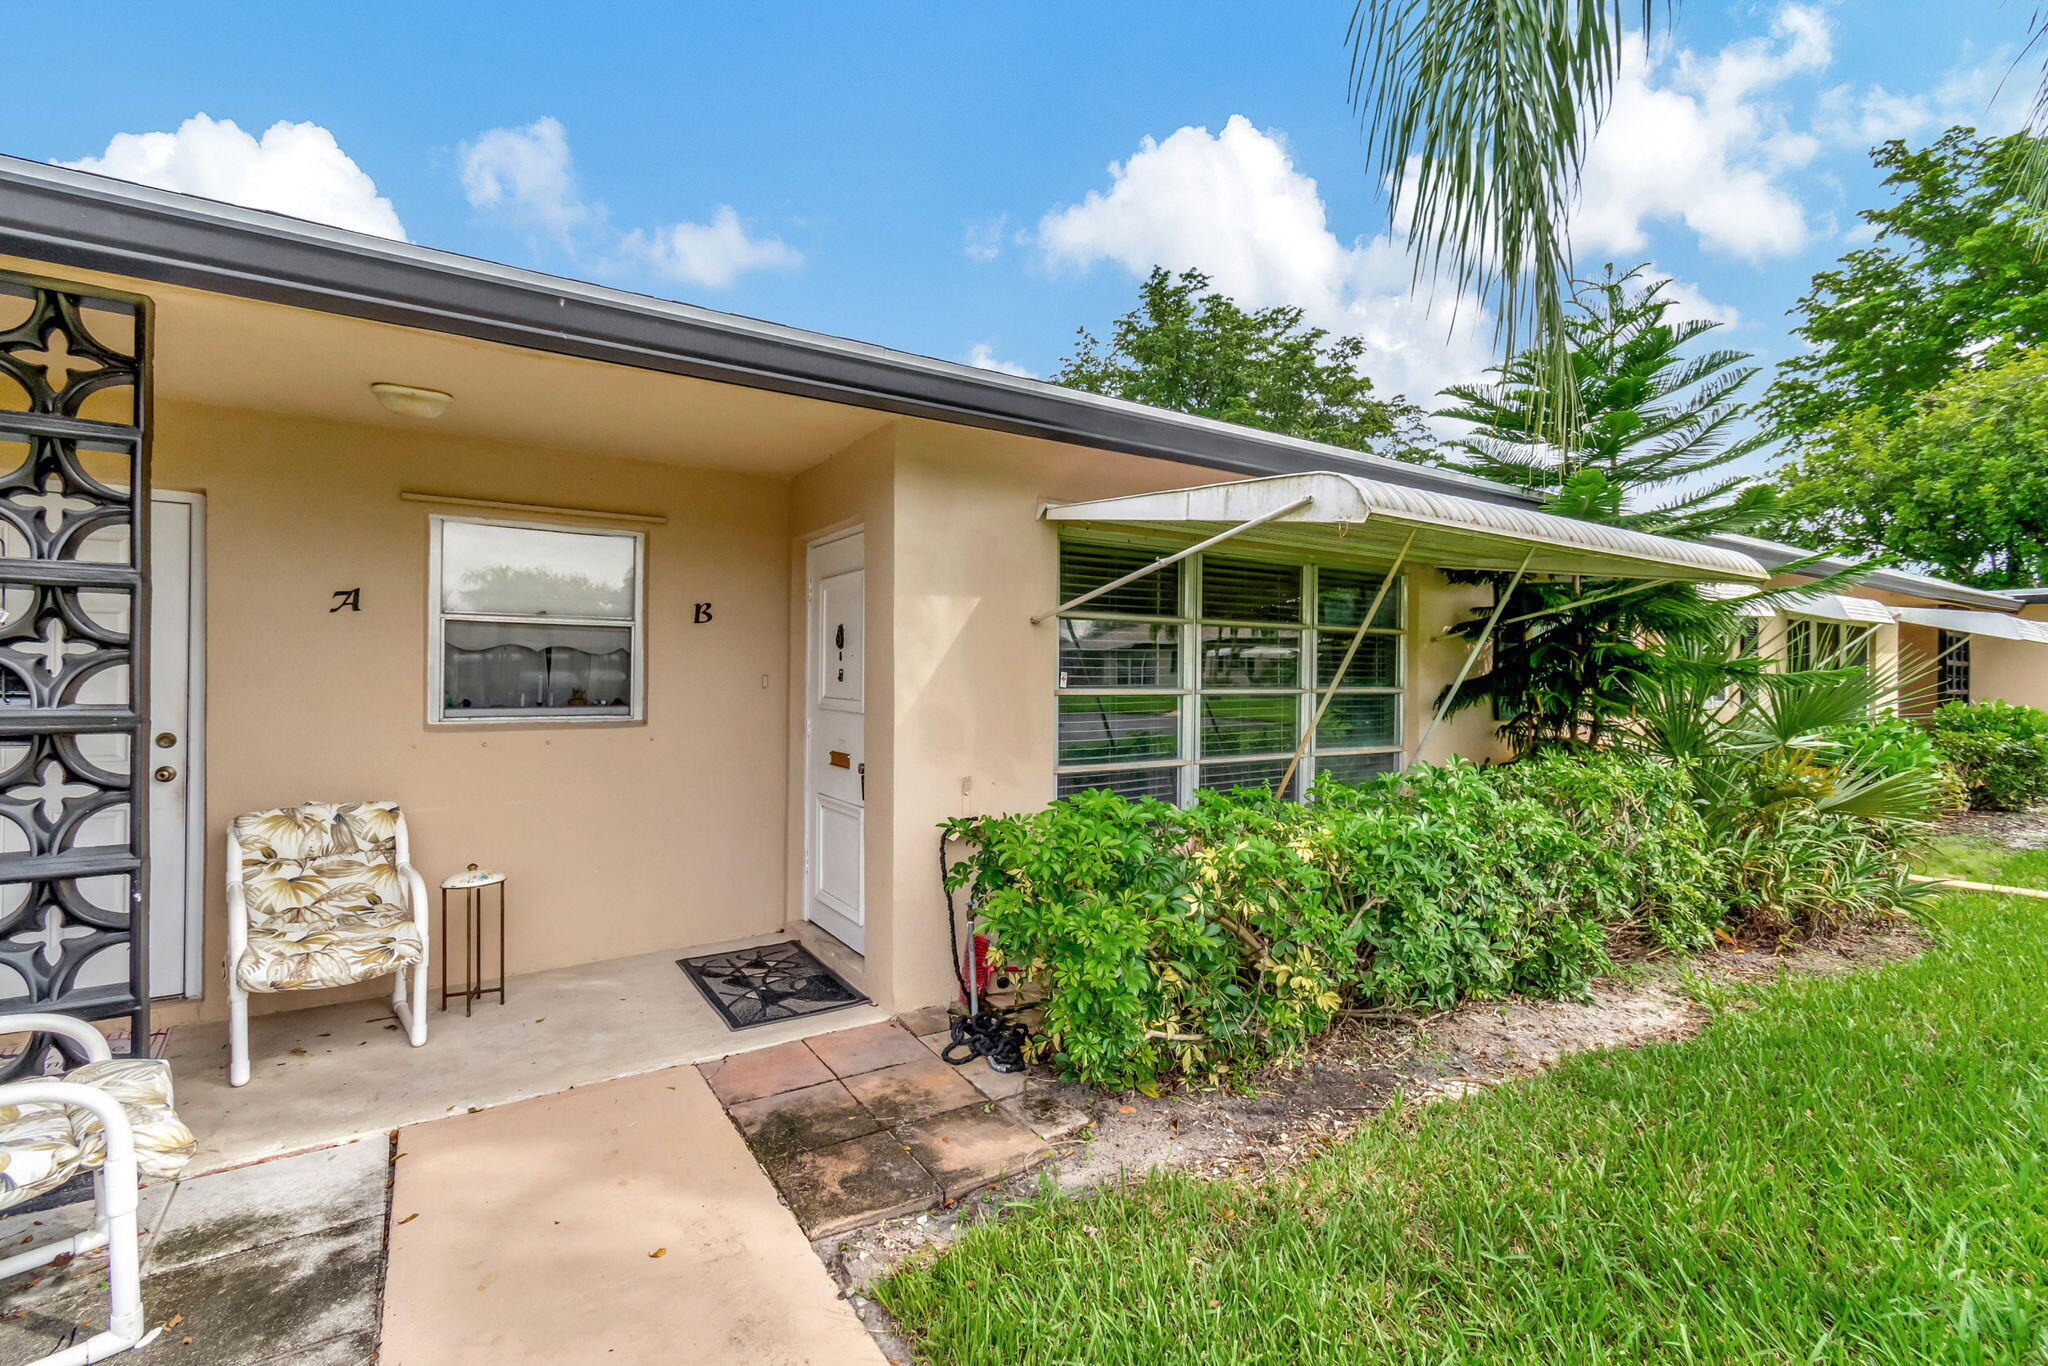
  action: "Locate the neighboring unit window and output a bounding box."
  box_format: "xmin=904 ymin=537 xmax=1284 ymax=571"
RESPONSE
xmin=1783 ymin=618 xmax=1869 ymax=673
xmin=431 ymin=517 xmax=644 ymax=722
xmin=1054 ymin=539 xmax=1403 ymax=803
xmin=1937 ymin=629 xmax=1972 ymax=705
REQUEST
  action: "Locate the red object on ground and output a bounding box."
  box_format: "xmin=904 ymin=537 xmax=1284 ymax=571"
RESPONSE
xmin=968 ymin=933 xmax=1021 ymax=1000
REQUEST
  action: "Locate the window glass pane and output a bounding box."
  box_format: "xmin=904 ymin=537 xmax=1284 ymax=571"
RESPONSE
xmin=1058 ymin=695 xmax=1180 ymax=765
xmin=1058 ymin=619 xmax=1179 ymax=689
xmin=1199 ymin=757 xmax=1297 ymax=799
xmin=443 ymin=621 xmax=632 ymax=715
xmin=1198 ymin=693 xmax=1296 ymax=757
xmin=1316 ymin=751 xmax=1400 ymax=786
xmin=1316 ymin=568 xmax=1400 ymax=629
xmin=1059 ymin=542 xmax=1179 ymax=618
xmin=1200 ymin=557 xmax=1302 ymax=623
xmin=1200 ymin=627 xmax=1300 ymax=689
xmin=1316 ymin=692 xmax=1399 ymax=749
xmin=441 ymin=522 xmax=636 ymax=618
xmin=1313 ymin=631 xmax=1399 ymax=690
xmin=1056 ymin=767 xmax=1180 ymax=802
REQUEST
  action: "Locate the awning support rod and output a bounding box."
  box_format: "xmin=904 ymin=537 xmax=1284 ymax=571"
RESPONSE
xmin=1030 ymin=497 xmax=1315 ymax=625
xmin=1414 ymin=549 xmax=1536 ymax=764
xmin=1274 ymin=530 xmax=1417 ymax=798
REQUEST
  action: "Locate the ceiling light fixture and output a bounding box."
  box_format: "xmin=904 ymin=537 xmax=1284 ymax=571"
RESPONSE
xmin=370 ymin=382 xmax=453 ymax=419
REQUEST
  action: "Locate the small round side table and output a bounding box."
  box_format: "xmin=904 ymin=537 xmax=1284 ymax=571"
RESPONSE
xmin=440 ymin=865 xmax=507 ymax=1016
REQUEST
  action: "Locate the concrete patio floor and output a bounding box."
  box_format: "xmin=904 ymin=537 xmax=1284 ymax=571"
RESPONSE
xmin=163 ymin=934 xmax=887 ymax=1173
xmin=0 ymin=1141 xmax=391 ymax=1365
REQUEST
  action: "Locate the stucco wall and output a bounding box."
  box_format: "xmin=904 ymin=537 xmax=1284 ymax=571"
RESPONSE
xmin=880 ymin=420 xmax=1500 ymax=1011
xmin=154 ymin=399 xmax=795 ymax=1024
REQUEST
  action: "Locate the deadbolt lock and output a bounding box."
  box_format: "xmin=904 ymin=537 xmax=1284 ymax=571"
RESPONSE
xmin=154 ymin=732 xmax=177 ymax=749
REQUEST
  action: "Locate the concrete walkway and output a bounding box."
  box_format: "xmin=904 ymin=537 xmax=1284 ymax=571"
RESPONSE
xmin=379 ymin=1065 xmax=888 ymax=1365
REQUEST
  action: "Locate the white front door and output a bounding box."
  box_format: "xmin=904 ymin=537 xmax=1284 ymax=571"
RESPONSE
xmin=67 ymin=492 xmax=203 ymax=1001
xmin=805 ymin=529 xmax=865 ymax=953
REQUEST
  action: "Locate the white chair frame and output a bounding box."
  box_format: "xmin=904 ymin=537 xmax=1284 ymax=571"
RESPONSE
xmin=0 ymin=1013 xmax=157 ymax=1366
xmin=224 ymin=809 xmax=431 ymax=1087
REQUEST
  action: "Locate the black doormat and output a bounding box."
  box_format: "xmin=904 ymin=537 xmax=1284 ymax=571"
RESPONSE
xmin=678 ymin=940 xmax=869 ymax=1031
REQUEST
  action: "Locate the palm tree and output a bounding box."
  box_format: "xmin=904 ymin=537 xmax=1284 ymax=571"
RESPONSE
xmin=1426 ymin=265 xmax=1779 ymax=753
xmin=1346 ymin=1 xmax=2048 ymax=427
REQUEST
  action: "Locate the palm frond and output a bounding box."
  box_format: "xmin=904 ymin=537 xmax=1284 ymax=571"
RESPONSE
xmin=1348 ymin=0 xmax=1664 ymax=443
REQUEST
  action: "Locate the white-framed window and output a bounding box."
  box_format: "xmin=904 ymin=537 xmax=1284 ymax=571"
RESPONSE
xmin=1054 ymin=536 xmax=1406 ymax=803
xmin=1782 ymin=618 xmax=1869 ymax=673
xmin=428 ymin=515 xmax=645 ymax=724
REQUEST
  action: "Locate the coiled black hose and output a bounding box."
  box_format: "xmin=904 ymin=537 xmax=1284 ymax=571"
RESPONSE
xmin=939 ymin=829 xmax=1030 ymax=1073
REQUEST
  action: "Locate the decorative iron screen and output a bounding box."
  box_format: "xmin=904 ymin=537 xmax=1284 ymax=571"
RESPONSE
xmin=0 ymin=271 xmax=150 ymax=1079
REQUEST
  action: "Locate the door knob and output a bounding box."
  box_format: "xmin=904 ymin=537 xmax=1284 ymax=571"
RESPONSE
xmin=153 ymin=765 xmax=177 ymax=783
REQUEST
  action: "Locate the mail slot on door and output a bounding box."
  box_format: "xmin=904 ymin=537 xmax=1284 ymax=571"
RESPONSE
xmin=828 ymin=750 xmax=852 ymax=769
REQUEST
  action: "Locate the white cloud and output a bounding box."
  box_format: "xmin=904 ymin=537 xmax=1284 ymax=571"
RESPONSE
xmin=461 ymin=116 xmax=801 ymax=289
xmin=618 ymin=207 xmax=801 ymax=289
xmin=963 ymin=214 xmax=1008 ymax=263
xmin=458 ymin=116 xmax=589 ymax=240
xmin=965 ymin=343 xmax=1035 ymax=378
xmin=59 ymin=114 xmax=404 ymax=240
xmin=1652 ymin=271 xmax=1740 ymax=327
xmin=1818 ymin=43 xmax=2033 ymax=150
xmin=1036 ymin=114 xmax=1496 ymax=405
xmin=1571 ymin=5 xmax=1833 ymax=262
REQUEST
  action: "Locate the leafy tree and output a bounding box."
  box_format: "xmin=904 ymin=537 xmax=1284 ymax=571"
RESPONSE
xmin=1425 ymin=266 xmax=1779 ymax=752
xmin=1769 ymin=350 xmax=2048 ymax=588
xmin=1053 ymin=267 xmax=1428 ymax=455
xmin=1767 ymin=129 xmax=2048 ymax=436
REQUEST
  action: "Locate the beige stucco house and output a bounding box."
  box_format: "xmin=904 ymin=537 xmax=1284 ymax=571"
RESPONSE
xmin=0 ymin=156 xmax=2038 ymax=1074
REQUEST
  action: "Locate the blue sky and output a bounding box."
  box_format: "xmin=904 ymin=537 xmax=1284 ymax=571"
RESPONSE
xmin=15 ymin=2 xmax=2034 ymax=459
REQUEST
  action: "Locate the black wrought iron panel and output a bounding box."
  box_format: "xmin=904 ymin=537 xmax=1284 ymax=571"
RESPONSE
xmin=0 ymin=271 xmax=149 ymax=1079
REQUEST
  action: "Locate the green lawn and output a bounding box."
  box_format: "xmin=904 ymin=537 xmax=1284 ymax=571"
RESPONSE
xmin=875 ymin=839 xmax=2048 ymax=1364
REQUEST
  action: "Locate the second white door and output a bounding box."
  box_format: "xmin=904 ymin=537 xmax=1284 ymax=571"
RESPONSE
xmin=804 ymin=530 xmax=865 ymax=953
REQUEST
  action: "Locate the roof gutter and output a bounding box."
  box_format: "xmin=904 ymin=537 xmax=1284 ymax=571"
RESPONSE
xmin=1702 ymin=534 xmax=2023 ymax=612
xmin=0 ymin=157 xmax=1536 ymax=507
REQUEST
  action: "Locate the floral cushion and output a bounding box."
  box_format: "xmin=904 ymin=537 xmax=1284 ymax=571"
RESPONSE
xmin=0 ymin=1058 xmax=194 ymax=1210
xmin=0 ymin=1103 xmax=84 ymax=1211
xmin=232 ymin=802 xmax=419 ymax=992
xmin=63 ymin=1059 xmax=197 ymax=1180
xmin=236 ymin=910 xmax=424 ymax=992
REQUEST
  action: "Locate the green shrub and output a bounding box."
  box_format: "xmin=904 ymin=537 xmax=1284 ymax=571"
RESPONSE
xmin=1820 ymin=713 xmax=1968 ymax=816
xmin=945 ymin=755 xmax=1716 ymax=1089
xmin=1929 ymin=699 xmax=2048 ymax=811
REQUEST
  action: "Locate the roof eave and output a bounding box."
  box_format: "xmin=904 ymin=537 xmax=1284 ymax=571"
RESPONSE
xmin=0 ymin=156 xmax=1538 ymax=506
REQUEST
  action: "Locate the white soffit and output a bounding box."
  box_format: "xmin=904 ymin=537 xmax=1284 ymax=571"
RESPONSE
xmin=1889 ymin=604 xmax=2048 ymax=643
xmin=1042 ymin=473 xmax=1768 ymax=583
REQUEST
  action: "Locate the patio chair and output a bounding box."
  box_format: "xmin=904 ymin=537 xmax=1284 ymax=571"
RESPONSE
xmin=0 ymin=1012 xmax=197 ymax=1365
xmin=225 ymin=800 xmax=431 ymax=1087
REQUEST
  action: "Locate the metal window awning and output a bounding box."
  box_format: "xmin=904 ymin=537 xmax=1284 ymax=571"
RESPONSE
xmin=1888 ymin=604 xmax=2048 ymax=643
xmin=1040 ymin=472 xmax=1768 ymax=584
xmin=1700 ymin=586 xmax=1895 ymax=624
